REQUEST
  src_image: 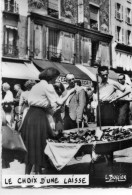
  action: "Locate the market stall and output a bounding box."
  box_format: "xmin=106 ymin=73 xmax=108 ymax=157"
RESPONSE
xmin=45 ymin=126 xmax=132 ymax=171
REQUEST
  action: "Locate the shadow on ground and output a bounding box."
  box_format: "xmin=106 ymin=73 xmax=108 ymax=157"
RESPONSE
xmin=43 ymin=160 xmax=132 ymax=188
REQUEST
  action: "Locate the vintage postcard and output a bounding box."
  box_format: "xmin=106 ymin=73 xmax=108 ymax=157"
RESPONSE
xmin=0 ymin=0 xmax=132 ymax=189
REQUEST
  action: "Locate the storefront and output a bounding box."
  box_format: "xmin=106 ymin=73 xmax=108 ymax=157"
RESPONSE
xmin=2 ymin=61 xmax=40 ymax=80
xmin=76 ymin=64 xmax=120 ymax=83
xmin=1 ymin=60 xmax=40 ymax=96
xmin=32 ymin=59 xmax=92 ymax=87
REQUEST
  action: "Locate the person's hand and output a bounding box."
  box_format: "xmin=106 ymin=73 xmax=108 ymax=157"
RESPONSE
xmin=50 ymin=122 xmax=55 ymax=130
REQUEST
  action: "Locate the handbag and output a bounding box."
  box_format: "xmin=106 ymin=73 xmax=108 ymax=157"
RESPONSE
xmin=2 ymin=102 xmax=12 ymax=113
xmin=2 ymin=125 xmax=27 ymax=153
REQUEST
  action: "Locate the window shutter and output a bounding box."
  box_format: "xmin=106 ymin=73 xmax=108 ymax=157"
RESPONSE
xmin=13 ymin=30 xmax=17 ymax=46
xmin=122 ymin=28 xmax=124 ymax=43
xmin=81 ymin=37 xmax=91 ymax=64
xmin=3 ymin=25 xmax=7 ymax=45
xmin=125 ymin=30 xmax=128 ymax=45
xmin=75 ymin=34 xmax=80 ymax=63
xmin=43 ymin=26 xmax=47 ymax=58
xmin=131 ymin=9 xmax=132 ymax=25
xmin=78 ymin=0 xmax=84 ymax=23
xmin=115 ymin=3 xmax=117 ymax=18
xmin=62 ymin=32 xmax=74 ymax=63
xmin=115 ymin=26 xmax=118 ymax=41
xmin=34 ymin=24 xmax=42 ymax=59
xmin=121 ymin=5 xmax=123 ymax=20
xmin=125 ymin=7 xmax=127 ymax=22
xmin=99 ymin=42 xmax=110 ymax=66
xmin=130 ymin=32 xmax=132 ymax=46
xmin=96 ymin=42 xmax=102 ymax=65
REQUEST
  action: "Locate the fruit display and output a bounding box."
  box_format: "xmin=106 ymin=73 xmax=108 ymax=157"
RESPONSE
xmin=48 ymin=127 xmax=132 ymax=144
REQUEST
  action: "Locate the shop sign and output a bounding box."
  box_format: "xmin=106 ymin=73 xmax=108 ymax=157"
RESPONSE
xmin=56 ymin=76 xmax=92 ymax=87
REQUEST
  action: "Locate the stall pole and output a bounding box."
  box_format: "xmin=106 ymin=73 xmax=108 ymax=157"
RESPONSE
xmin=96 ymin=74 xmax=102 ymax=130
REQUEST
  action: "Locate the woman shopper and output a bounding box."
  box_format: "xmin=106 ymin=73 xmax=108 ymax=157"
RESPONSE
xmin=2 ymin=82 xmax=14 ymax=127
xmin=20 ymin=67 xmax=75 ymax=174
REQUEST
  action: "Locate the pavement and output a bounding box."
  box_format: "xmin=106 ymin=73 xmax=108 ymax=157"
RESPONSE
xmin=2 ymin=147 xmax=132 ymax=188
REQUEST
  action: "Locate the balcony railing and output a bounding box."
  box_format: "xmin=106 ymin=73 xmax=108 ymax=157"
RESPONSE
xmin=5 ymin=1 xmax=19 ymax=14
xmin=3 ymin=44 xmax=19 ymax=57
xmin=47 ymin=47 xmax=62 ymax=62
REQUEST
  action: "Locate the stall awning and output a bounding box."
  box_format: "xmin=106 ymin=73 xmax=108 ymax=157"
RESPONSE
xmin=32 ymin=59 xmax=66 ymax=77
xmin=33 ymin=59 xmax=91 ymax=81
xmin=1 ymin=61 xmax=40 ymax=80
xmin=56 ymin=62 xmax=91 ymax=80
xmin=76 ymin=65 xmax=119 ymax=83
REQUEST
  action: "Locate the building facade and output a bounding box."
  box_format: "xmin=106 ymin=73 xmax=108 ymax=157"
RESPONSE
xmin=28 ymin=0 xmax=112 ymax=68
xmin=1 ymin=0 xmax=39 ymax=82
xmin=1 ymin=0 xmax=115 ymax=85
xmin=2 ymin=0 xmax=28 ymax=60
xmin=110 ymin=0 xmax=132 ymax=74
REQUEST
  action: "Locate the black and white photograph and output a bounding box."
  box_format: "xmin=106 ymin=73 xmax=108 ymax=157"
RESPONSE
xmin=1 ymin=0 xmax=132 ymax=189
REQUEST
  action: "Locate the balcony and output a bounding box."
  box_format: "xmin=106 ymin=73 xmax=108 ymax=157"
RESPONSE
xmin=3 ymin=44 xmax=19 ymax=57
xmin=4 ymin=1 xmax=19 ymax=14
xmin=47 ymin=47 xmax=62 ymax=62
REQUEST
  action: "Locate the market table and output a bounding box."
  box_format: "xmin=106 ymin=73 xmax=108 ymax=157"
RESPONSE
xmin=45 ymin=126 xmax=132 ymax=171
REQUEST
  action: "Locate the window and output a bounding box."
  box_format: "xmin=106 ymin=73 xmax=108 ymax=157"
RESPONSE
xmin=47 ymin=28 xmax=61 ymax=62
xmin=34 ymin=24 xmax=43 ymax=59
xmin=3 ymin=26 xmax=18 ymax=57
xmin=126 ymin=8 xmax=131 ymax=24
xmin=115 ymin=26 xmax=122 ymax=42
xmin=5 ymin=0 xmax=19 ymax=13
xmin=126 ymin=30 xmax=132 ymax=45
xmin=81 ymin=37 xmax=91 ymax=65
xmin=90 ymin=4 xmax=99 ymax=30
xmin=115 ymin=3 xmax=123 ymax=21
xmin=48 ymin=0 xmax=60 ymax=19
